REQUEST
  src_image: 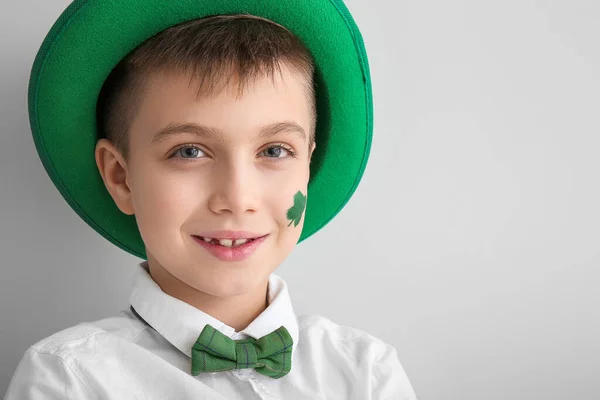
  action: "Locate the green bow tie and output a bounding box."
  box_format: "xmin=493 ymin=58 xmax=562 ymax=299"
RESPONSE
xmin=191 ymin=324 xmax=293 ymax=379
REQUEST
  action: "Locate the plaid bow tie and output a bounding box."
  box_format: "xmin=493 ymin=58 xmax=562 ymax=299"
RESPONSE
xmin=191 ymin=324 xmax=293 ymax=379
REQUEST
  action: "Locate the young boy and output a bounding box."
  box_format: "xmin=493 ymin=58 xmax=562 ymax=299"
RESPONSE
xmin=5 ymin=1 xmax=417 ymax=399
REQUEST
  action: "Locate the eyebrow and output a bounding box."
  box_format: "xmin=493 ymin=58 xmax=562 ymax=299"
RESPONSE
xmin=150 ymin=121 xmax=307 ymax=144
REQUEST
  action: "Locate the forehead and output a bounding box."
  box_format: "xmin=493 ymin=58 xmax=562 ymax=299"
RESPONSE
xmin=129 ymin=65 xmax=311 ymax=145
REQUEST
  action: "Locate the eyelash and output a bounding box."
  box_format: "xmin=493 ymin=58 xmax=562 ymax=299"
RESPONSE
xmin=168 ymin=142 xmax=297 ymax=162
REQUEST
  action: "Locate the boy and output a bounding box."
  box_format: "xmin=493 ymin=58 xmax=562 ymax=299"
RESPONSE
xmin=5 ymin=1 xmax=417 ymax=399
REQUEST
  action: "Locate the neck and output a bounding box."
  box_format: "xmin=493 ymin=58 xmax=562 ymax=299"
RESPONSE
xmin=145 ymin=258 xmax=269 ymax=332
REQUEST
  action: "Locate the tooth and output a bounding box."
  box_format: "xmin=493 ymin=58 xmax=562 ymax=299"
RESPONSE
xmin=218 ymin=239 xmax=233 ymax=247
xmin=202 ymin=237 xmax=212 ymax=242
xmin=233 ymin=239 xmax=248 ymax=246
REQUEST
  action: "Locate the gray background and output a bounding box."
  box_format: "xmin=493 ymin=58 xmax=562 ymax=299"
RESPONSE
xmin=2 ymin=0 xmax=599 ymax=399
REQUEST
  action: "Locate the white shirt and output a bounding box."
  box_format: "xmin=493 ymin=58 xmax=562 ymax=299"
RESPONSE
xmin=4 ymin=261 xmax=417 ymax=400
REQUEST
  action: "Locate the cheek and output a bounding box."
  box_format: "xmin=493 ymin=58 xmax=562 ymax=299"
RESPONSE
xmin=264 ymin=165 xmax=309 ymax=225
xmin=130 ymin=165 xmax=207 ymax=239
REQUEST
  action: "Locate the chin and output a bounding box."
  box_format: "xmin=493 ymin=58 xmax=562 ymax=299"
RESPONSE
xmin=192 ymin=267 xmax=270 ymax=298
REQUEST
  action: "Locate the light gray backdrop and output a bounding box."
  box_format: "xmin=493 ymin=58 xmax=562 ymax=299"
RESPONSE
xmin=2 ymin=0 xmax=599 ymax=399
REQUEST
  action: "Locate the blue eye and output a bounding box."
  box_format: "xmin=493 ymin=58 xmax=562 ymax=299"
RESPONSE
xmin=261 ymin=144 xmax=295 ymax=159
xmin=171 ymin=145 xmax=207 ymax=160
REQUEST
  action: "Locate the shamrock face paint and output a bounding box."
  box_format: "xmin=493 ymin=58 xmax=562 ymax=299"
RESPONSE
xmin=287 ymin=191 xmax=307 ymax=227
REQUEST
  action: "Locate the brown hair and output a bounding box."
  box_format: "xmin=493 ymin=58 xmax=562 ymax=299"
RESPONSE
xmin=96 ymin=14 xmax=316 ymax=161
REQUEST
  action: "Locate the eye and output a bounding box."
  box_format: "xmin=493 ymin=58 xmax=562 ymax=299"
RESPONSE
xmin=170 ymin=145 xmax=207 ymax=160
xmin=260 ymin=144 xmax=296 ymax=160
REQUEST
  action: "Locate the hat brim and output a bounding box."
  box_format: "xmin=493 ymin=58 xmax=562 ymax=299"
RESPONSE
xmin=29 ymin=0 xmax=373 ymax=259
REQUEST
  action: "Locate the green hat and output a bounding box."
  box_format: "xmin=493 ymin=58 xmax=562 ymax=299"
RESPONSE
xmin=29 ymin=0 xmax=373 ymax=259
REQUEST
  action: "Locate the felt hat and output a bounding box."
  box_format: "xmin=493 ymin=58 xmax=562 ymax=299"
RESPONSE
xmin=29 ymin=0 xmax=373 ymax=259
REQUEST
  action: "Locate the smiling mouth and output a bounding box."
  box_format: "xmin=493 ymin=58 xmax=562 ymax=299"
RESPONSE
xmin=193 ymin=236 xmax=261 ymax=248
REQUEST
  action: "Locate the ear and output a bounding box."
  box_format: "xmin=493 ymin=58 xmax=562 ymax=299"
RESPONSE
xmin=94 ymin=138 xmax=135 ymax=215
xmin=308 ymin=141 xmax=316 ymax=177
xmin=309 ymin=141 xmax=316 ymax=158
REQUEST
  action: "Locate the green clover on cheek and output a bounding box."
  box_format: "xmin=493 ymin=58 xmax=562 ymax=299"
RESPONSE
xmin=286 ymin=191 xmax=307 ymax=228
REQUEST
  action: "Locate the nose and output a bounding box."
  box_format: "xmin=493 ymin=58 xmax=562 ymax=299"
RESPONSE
xmin=207 ymin=157 xmax=260 ymax=216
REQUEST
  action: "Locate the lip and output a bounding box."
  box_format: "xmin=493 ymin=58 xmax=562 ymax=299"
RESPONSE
xmin=192 ymin=234 xmax=269 ymax=262
xmin=196 ymin=230 xmax=265 ymax=240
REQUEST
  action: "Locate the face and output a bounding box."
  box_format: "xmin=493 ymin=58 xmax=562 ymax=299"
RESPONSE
xmin=97 ymin=65 xmax=315 ymax=300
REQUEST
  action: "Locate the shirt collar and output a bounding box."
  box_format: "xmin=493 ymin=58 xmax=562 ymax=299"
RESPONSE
xmin=129 ymin=261 xmax=299 ymax=358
